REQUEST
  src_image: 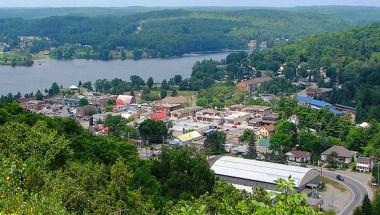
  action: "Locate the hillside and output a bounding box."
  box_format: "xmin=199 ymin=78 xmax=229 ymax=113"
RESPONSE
xmin=250 ymin=24 xmax=380 ymax=121
xmin=0 ymin=9 xmax=353 ymax=59
xmin=290 ymin=6 xmax=380 ymax=25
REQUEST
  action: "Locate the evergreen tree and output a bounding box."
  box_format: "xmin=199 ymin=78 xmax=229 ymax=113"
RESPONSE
xmin=361 ymin=194 xmax=372 ymax=215
xmin=147 ymin=77 xmax=154 ymax=89
xmin=35 ymin=90 xmax=43 ymax=100
xmin=373 ymin=193 xmax=380 ymax=215
xmin=354 ymin=207 xmax=362 ymax=215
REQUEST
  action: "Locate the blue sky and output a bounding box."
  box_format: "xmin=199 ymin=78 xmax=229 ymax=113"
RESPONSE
xmin=0 ymin=0 xmax=379 ymax=7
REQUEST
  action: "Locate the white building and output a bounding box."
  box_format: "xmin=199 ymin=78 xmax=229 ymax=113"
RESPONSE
xmin=210 ymin=156 xmax=320 ymax=192
xmin=356 ymin=157 xmax=373 ymax=172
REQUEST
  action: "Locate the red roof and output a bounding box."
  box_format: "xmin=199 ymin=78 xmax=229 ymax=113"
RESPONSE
xmin=287 ymin=150 xmax=311 ymax=158
xmin=149 ymin=112 xmax=167 ymax=121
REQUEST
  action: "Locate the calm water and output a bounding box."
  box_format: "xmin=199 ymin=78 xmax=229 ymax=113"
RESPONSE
xmin=0 ymin=52 xmax=229 ymax=95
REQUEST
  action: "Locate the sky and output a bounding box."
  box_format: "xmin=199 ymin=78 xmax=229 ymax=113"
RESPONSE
xmin=0 ymin=0 xmax=379 ymax=8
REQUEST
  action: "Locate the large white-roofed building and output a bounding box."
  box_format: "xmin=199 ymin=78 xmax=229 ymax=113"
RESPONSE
xmin=210 ymin=156 xmax=320 ymax=192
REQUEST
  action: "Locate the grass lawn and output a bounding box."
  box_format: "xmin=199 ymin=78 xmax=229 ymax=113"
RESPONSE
xmin=322 ymin=176 xmax=347 ymax=192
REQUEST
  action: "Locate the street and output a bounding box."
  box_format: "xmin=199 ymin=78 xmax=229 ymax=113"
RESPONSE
xmin=322 ymin=170 xmax=371 ymax=215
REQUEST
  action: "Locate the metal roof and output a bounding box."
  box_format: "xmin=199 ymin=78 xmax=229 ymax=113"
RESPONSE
xmin=176 ymin=131 xmax=202 ymax=142
xmin=211 ymin=156 xmax=319 ymax=187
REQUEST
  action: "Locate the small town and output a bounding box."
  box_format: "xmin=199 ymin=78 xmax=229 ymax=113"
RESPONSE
xmin=1 ymin=2 xmax=380 ymax=215
xmin=16 ymin=72 xmax=378 ymax=214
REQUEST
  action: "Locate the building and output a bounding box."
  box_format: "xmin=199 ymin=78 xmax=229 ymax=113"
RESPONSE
xmin=20 ymin=100 xmax=46 ymax=111
xmin=356 ymin=157 xmax=373 ymax=172
xmin=92 ymin=112 xmax=120 ymax=123
xmin=247 ymin=40 xmax=257 ymax=49
xmin=88 ymin=95 xmax=117 ymax=110
xmin=257 ymin=124 xmax=275 ymax=139
xmin=61 ymin=98 xmax=80 ymax=107
xmin=170 ymin=106 xmax=203 ymax=119
xmin=296 ymin=96 xmax=342 ymax=115
xmin=321 ymin=145 xmax=356 ymax=164
xmin=160 ymin=96 xmax=188 ymax=105
xmin=286 ymin=150 xmax=312 ymax=163
xmin=153 ymin=102 xmax=182 ymax=113
xmin=210 ymin=156 xmax=320 ymax=192
xmin=288 ymin=114 xmax=300 ymax=126
xmin=116 ymin=95 xmax=135 ymax=106
xmin=306 ymin=85 xmax=333 ymax=98
xmin=148 ymin=112 xmax=168 ymax=121
xmin=195 ymin=109 xmax=250 ymax=125
xmin=75 ymin=105 xmax=97 ymax=118
xmin=256 ymin=138 xmax=271 ymax=160
xmin=236 ymin=77 xmax=273 ymax=94
xmin=242 ymin=105 xmax=273 ymax=118
xmin=169 ymin=131 xmax=203 ymax=146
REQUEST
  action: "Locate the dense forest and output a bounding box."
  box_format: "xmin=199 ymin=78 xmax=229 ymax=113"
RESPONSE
xmin=0 ymin=9 xmax=354 ymax=59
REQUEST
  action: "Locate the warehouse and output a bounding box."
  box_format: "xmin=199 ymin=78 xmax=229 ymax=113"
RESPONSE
xmin=210 ymin=156 xmax=320 ymax=192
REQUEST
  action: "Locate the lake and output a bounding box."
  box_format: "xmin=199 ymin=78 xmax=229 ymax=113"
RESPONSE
xmin=0 ymin=52 xmax=229 ymax=95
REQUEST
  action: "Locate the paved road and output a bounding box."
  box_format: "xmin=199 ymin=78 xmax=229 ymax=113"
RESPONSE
xmin=322 ymin=170 xmax=369 ymax=215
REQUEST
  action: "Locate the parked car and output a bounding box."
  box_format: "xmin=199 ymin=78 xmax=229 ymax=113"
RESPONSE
xmin=336 ymin=175 xmax=344 ymax=181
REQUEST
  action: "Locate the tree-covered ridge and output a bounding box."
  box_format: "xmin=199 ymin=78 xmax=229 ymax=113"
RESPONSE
xmin=250 ymin=24 xmax=380 ymax=122
xmin=0 ymin=9 xmax=354 ymax=59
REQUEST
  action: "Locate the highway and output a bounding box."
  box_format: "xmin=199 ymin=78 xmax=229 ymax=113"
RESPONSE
xmin=322 ymin=170 xmax=370 ymax=215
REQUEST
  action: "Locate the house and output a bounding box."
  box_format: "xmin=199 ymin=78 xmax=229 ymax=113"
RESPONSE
xmin=256 ymin=138 xmax=271 ymax=160
xmin=286 ymin=150 xmax=312 ymax=163
xmin=356 ymin=157 xmax=373 ymax=172
xmin=236 ymin=77 xmax=273 ymax=94
xmin=321 ymin=145 xmax=356 ymax=164
xmin=296 ymin=96 xmax=342 ymax=115
xmin=257 ymin=124 xmax=275 ymax=139
xmin=288 ymin=114 xmax=299 ymax=126
xmin=231 ymin=145 xmax=249 ymax=156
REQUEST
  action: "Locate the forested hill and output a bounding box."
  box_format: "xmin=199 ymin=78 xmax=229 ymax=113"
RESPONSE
xmin=289 ymin=6 xmax=380 ymax=25
xmin=0 ymin=9 xmax=353 ymax=58
xmin=250 ymin=24 xmax=380 ymax=122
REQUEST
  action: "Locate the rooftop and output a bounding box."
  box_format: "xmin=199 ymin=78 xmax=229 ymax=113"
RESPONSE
xmin=321 ymin=145 xmax=355 ymax=158
xmin=211 ymin=156 xmax=320 ymax=187
xmin=286 ymin=150 xmax=311 ymax=158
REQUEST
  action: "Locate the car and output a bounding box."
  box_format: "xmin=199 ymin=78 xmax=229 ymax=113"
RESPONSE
xmin=336 ymin=175 xmax=344 ymax=181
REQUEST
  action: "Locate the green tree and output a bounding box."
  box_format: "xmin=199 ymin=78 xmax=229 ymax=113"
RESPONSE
xmin=105 ymin=115 xmax=136 ymax=138
xmin=204 ymin=131 xmax=226 ymax=155
xmin=35 ymin=90 xmax=44 ymax=100
xmin=79 ymin=98 xmax=89 ymax=106
xmin=361 ymin=194 xmax=372 ymax=215
xmin=160 ymin=88 xmax=167 ymax=99
xmin=138 ymin=119 xmax=168 ymax=144
xmin=130 ymin=75 xmax=145 ymax=90
xmin=174 ymin=75 xmax=182 ymax=85
xmin=147 ymin=77 xmax=154 ymax=89
xmin=152 ymin=148 xmax=215 ymax=199
xmin=82 ymin=81 xmax=93 ymax=91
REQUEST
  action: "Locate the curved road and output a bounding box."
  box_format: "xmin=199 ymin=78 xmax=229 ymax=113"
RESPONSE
xmin=322 ymin=170 xmax=369 ymax=215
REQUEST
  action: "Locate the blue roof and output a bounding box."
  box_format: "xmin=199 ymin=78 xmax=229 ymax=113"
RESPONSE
xmin=296 ymin=96 xmax=342 ymax=115
xmin=169 ymin=139 xmax=186 ymax=146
